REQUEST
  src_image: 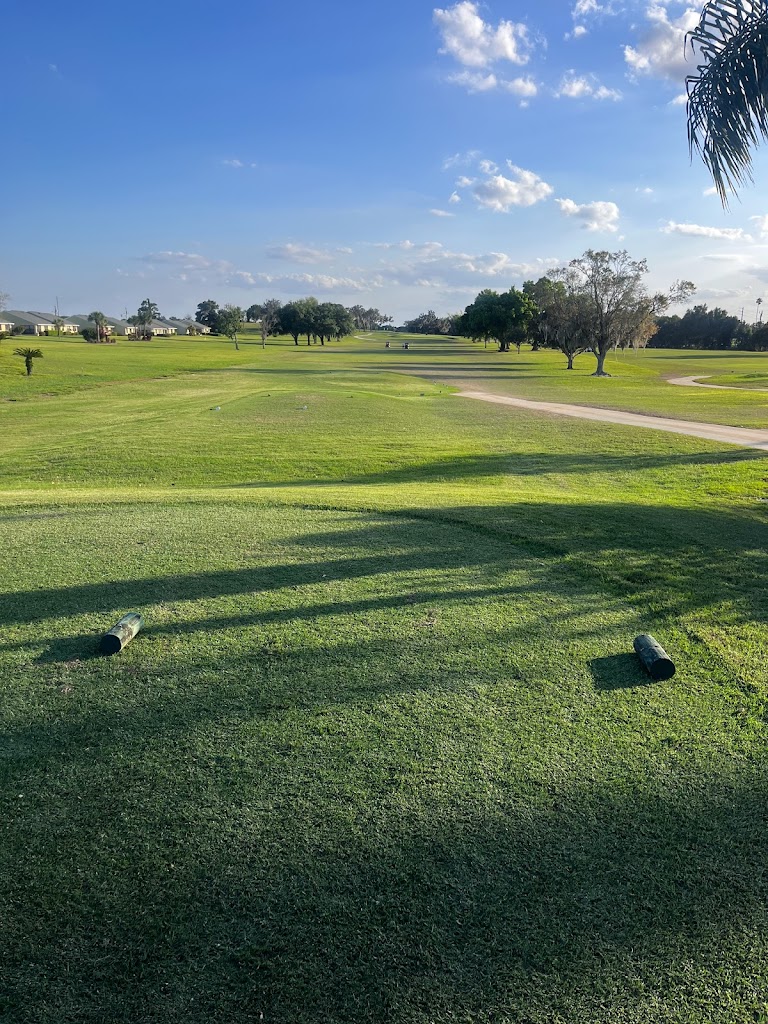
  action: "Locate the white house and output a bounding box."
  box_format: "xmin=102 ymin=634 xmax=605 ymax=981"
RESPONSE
xmin=105 ymin=318 xmax=137 ymax=337
xmin=4 ymin=311 xmax=59 ymax=335
xmin=28 ymin=312 xmax=79 ymax=334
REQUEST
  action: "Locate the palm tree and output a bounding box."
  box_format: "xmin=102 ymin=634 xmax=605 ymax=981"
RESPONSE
xmin=14 ymin=347 xmax=43 ymax=376
xmin=88 ymin=311 xmax=109 ymax=342
xmin=687 ymin=0 xmax=768 ymax=202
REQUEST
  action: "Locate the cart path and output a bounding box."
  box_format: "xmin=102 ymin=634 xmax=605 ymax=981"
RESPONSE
xmin=668 ymin=374 xmax=768 ymax=392
xmin=456 ymin=389 xmax=768 ymax=451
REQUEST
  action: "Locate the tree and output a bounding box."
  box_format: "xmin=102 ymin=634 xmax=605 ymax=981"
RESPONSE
xmin=738 ymin=322 xmax=768 ymax=350
xmin=332 ymin=305 xmax=355 ymax=341
xmin=246 ymin=304 xmax=260 ymax=323
xmin=295 ymin=296 xmax=319 ymax=345
xmin=567 ymin=250 xmax=694 ymax=376
xmin=536 ymin=271 xmax=591 ymax=370
xmin=215 ymin=305 xmax=244 ymax=350
xmin=687 ymin=0 xmax=768 ymax=202
xmin=456 ymin=289 xmax=537 ymax=353
xmin=253 ymin=299 xmax=282 ymax=349
xmin=314 ymin=302 xmax=354 ymax=345
xmin=650 ymin=304 xmax=741 ymax=349
xmin=82 ymin=327 xmax=99 ymax=343
xmin=196 ymin=300 xmax=219 ymax=332
xmin=348 ymin=306 xmax=391 ymax=331
xmin=88 ymin=311 xmax=110 ymax=343
xmin=14 ymin=347 xmax=43 ymax=375
xmin=131 ymin=298 xmax=160 ymax=340
xmin=404 ymin=310 xmax=444 ymax=335
xmin=279 ymin=302 xmax=304 ymax=346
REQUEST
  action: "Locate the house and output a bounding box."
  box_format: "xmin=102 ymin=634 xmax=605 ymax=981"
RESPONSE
xmin=3 ymin=311 xmax=58 ymax=335
xmin=66 ymin=314 xmax=108 ymax=335
xmin=0 ymin=317 xmax=14 ymax=334
xmin=180 ymin=319 xmax=211 ymax=334
xmin=121 ymin=319 xmax=175 ymax=338
xmin=105 ymin=318 xmax=137 ymax=337
xmin=155 ymin=318 xmax=183 ymax=334
xmin=149 ymin=320 xmax=177 ymax=336
xmin=28 ymin=312 xmax=79 ymax=334
xmin=161 ymin=318 xmax=210 ymax=335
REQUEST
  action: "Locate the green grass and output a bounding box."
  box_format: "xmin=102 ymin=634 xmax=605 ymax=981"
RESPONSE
xmin=707 ymin=370 xmax=768 ymax=389
xmin=1 ymin=332 xmax=767 ymax=1022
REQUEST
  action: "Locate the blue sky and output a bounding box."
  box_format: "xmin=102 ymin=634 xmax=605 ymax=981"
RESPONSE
xmin=4 ymin=0 xmax=768 ymax=322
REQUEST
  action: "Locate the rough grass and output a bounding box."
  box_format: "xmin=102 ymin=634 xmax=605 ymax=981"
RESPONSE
xmin=0 ymin=332 xmax=766 ymax=1023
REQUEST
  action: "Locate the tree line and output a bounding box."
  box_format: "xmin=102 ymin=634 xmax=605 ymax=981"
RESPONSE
xmin=194 ymin=299 xmax=392 ymax=349
xmin=406 ymin=250 xmax=701 ymax=375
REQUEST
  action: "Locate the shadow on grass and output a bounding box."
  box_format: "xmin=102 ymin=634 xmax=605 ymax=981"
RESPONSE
xmin=3 ymin=751 xmax=768 ymax=1021
xmin=230 ymin=448 xmax=767 ymax=488
xmin=1 ymin=498 xmax=766 ymax=637
xmin=590 ymin=653 xmax=656 ymax=691
xmin=33 ymin=633 xmax=110 ymax=664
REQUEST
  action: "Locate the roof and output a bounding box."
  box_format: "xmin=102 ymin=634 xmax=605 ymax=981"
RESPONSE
xmin=65 ymin=314 xmax=126 ymax=329
xmin=28 ymin=311 xmax=69 ymax=325
xmin=4 ymin=310 xmax=49 ymax=325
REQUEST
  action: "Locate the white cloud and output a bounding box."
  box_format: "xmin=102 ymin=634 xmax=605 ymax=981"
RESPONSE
xmin=479 ymin=159 xmax=499 ymax=174
xmin=624 ymin=5 xmax=700 ymax=83
xmin=449 ymin=191 xmax=461 ymax=203
xmin=695 ymin=287 xmax=749 ymax=302
xmin=573 ymin=0 xmax=602 ymax=14
xmin=751 ymin=215 xmax=768 ymax=237
xmin=663 ymin=221 xmax=753 ymax=241
xmin=434 ymin=1 xmax=531 ymax=69
xmin=703 ymin=186 xmax=718 ymax=197
xmin=455 ymin=175 xmax=475 ymax=187
xmin=557 ymin=71 xmax=622 ymax=100
xmin=636 ymin=186 xmax=654 ymax=195
xmin=556 ymin=198 xmax=621 ymax=231
xmin=448 ymin=70 xmax=500 ymax=92
xmin=505 ymin=76 xmax=538 ymax=97
xmin=374 ymin=241 xmax=559 ymax=291
xmin=473 ymin=163 xmax=554 ymax=212
xmin=443 ymin=150 xmax=481 ymax=170
xmin=699 ymin=253 xmax=754 ymax=263
xmin=430 ymin=208 xmax=455 ymax=217
xmin=565 ymin=24 xmax=589 ymax=40
xmin=134 ymin=250 xmax=377 ymax=295
xmin=222 ymin=158 xmax=258 ymax=169
xmin=265 ymin=243 xmax=339 ymax=264
xmin=447 ymin=70 xmax=537 ymax=97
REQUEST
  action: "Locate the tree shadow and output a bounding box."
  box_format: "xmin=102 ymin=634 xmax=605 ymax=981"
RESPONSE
xmin=230 ymin=448 xmax=766 ymax=488
xmin=4 ymin=757 xmax=768 ymax=1021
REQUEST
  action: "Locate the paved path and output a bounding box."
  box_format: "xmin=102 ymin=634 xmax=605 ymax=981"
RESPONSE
xmin=668 ymin=374 xmax=768 ymax=393
xmin=457 ymin=389 xmax=768 ymax=451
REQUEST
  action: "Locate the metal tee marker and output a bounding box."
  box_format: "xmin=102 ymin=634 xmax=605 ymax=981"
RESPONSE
xmin=101 ymin=612 xmax=144 ymax=655
xmin=633 ymin=634 xmax=676 ymax=681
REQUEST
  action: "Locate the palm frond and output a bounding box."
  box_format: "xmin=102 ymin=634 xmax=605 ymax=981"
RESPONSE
xmin=687 ymin=0 xmax=768 ymax=203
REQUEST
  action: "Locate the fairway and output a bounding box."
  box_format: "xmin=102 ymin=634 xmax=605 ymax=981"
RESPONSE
xmin=1 ymin=331 xmax=767 ymax=1023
